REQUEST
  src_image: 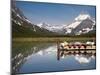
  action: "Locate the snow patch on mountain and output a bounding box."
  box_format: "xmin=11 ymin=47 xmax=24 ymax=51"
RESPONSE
xmin=66 ymin=21 xmax=81 ymax=29
xmin=75 ymin=14 xmax=91 ymax=21
xmin=25 ymin=18 xmax=32 ymax=24
xmin=16 ymin=13 xmax=22 ymax=19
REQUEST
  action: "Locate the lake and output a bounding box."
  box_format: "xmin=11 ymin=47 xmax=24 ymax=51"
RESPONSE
xmin=12 ymin=42 xmax=96 ymax=74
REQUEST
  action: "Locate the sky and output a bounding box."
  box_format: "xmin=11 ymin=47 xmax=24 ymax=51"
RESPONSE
xmin=16 ymin=1 xmax=96 ymax=25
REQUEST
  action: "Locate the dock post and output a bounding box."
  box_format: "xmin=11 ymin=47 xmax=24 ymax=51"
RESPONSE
xmin=57 ymin=41 xmax=60 ymax=60
xmin=57 ymin=48 xmax=60 ymax=60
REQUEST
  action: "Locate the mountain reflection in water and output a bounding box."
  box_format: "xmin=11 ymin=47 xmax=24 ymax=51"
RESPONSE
xmin=75 ymin=54 xmax=95 ymax=64
xmin=12 ymin=42 xmax=96 ymax=74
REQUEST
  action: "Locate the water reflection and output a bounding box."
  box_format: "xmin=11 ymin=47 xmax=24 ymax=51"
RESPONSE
xmin=75 ymin=54 xmax=93 ymax=64
xmin=12 ymin=42 xmax=55 ymax=74
xmin=61 ymin=53 xmax=95 ymax=64
xmin=12 ymin=42 xmax=96 ymax=74
xmin=37 ymin=46 xmax=56 ymax=56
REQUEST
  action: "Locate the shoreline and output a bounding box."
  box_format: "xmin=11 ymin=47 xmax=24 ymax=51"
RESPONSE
xmin=12 ymin=37 xmax=95 ymax=42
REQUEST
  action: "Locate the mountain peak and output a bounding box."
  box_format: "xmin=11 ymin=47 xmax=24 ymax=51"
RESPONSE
xmin=75 ymin=14 xmax=91 ymax=21
xmin=64 ymin=13 xmax=95 ymax=35
xmin=37 ymin=22 xmax=49 ymax=28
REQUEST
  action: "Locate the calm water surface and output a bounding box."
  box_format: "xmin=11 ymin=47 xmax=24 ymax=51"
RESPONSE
xmin=12 ymin=42 xmax=96 ymax=74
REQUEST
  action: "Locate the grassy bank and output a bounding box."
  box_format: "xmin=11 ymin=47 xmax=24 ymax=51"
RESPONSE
xmin=12 ymin=37 xmax=95 ymax=42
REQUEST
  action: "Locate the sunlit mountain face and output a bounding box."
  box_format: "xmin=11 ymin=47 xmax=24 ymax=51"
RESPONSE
xmin=64 ymin=14 xmax=95 ymax=35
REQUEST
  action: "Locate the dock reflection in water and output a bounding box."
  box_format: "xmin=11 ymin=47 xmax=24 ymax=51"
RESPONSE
xmin=12 ymin=42 xmax=96 ymax=74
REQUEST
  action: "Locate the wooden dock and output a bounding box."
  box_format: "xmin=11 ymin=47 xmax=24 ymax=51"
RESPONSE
xmin=57 ymin=42 xmax=96 ymax=60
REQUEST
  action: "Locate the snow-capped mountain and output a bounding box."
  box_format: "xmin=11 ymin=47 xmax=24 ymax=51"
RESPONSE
xmin=36 ymin=14 xmax=95 ymax=35
xmin=12 ymin=0 xmax=58 ymax=37
xmin=64 ymin=14 xmax=96 ymax=35
xmin=12 ymin=1 xmax=95 ymax=36
xmin=12 ymin=3 xmax=33 ymax=26
xmin=37 ymin=22 xmax=66 ymax=34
